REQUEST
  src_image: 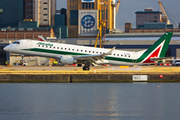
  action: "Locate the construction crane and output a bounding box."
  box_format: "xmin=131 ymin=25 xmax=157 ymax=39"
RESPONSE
xmin=158 ymin=1 xmax=170 ymax=24
xmin=95 ymin=1 xmax=120 ymax=48
xmin=116 ymin=0 xmax=121 ymax=15
xmin=95 ymin=3 xmax=105 ymax=48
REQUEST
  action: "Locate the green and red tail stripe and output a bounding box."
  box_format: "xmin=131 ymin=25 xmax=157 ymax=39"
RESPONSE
xmin=137 ymin=32 xmax=173 ymax=64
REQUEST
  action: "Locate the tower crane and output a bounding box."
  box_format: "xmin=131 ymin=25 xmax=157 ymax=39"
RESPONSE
xmin=95 ymin=1 xmax=120 ymax=48
xmin=158 ymin=1 xmax=170 ymax=24
xmin=95 ymin=3 xmax=105 ymax=48
xmin=116 ymin=0 xmax=121 ymax=15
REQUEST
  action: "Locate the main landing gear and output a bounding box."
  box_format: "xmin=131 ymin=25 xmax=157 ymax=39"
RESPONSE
xmin=83 ymin=64 xmax=90 ymax=71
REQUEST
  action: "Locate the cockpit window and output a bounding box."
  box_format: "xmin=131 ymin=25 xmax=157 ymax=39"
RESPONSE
xmin=13 ymin=41 xmax=20 ymax=44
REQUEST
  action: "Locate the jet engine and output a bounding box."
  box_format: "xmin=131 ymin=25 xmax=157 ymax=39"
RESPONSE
xmin=60 ymin=56 xmax=77 ymax=65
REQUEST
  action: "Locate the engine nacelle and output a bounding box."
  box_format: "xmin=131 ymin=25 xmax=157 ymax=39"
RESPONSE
xmin=60 ymin=56 xmax=77 ymax=65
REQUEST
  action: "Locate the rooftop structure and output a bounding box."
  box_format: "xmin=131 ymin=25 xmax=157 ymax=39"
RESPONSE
xmin=135 ymin=9 xmax=162 ymax=29
xmin=0 ymin=27 xmax=55 ymax=40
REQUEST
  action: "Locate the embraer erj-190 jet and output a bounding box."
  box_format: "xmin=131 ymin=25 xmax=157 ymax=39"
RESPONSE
xmin=4 ymin=32 xmax=173 ymax=70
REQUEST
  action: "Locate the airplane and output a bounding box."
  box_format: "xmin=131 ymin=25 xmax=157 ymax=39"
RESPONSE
xmin=3 ymin=32 xmax=173 ymax=70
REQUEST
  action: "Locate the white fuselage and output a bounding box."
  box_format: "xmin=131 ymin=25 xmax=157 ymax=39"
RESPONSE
xmin=4 ymin=39 xmax=146 ymax=65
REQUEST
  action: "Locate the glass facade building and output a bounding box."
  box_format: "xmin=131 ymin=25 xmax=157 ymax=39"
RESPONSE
xmin=0 ymin=0 xmax=24 ymax=27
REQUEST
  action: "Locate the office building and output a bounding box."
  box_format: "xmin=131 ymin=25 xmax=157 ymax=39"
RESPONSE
xmin=135 ymin=9 xmax=162 ymax=29
xmin=67 ymin=0 xmax=116 ymax=38
xmin=0 ymin=0 xmax=24 ymax=27
xmin=33 ymin=0 xmax=56 ymax=27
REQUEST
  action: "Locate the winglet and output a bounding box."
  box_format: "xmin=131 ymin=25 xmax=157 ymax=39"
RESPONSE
xmin=103 ymin=46 xmax=116 ymax=55
xmin=38 ymin=36 xmax=46 ymax=42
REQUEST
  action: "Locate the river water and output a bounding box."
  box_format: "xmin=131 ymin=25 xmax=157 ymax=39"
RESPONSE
xmin=0 ymin=83 xmax=180 ymax=120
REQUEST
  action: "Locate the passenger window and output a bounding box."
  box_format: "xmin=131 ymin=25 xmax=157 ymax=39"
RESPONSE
xmin=57 ymin=47 xmax=59 ymax=49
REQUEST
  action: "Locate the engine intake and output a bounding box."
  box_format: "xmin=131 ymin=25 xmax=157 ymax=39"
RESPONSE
xmin=60 ymin=56 xmax=77 ymax=65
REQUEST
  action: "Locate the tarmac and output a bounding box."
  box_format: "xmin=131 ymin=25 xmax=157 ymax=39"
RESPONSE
xmin=0 ymin=65 xmax=180 ymax=83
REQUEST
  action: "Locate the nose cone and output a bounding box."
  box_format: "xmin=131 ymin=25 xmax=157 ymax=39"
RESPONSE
xmin=3 ymin=46 xmax=9 ymax=51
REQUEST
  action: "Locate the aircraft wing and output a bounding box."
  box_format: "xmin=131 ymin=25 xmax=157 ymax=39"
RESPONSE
xmin=74 ymin=47 xmax=116 ymax=65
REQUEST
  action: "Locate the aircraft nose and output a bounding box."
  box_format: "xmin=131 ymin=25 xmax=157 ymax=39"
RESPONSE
xmin=3 ymin=46 xmax=9 ymax=51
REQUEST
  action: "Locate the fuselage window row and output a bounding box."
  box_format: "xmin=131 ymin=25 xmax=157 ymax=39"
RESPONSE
xmin=37 ymin=44 xmax=129 ymax=57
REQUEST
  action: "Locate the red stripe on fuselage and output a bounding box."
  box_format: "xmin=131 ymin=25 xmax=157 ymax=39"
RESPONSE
xmin=143 ymin=46 xmax=161 ymax=63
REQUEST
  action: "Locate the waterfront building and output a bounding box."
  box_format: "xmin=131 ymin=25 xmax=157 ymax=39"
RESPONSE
xmin=0 ymin=0 xmax=24 ymax=27
xmin=0 ymin=0 xmax=56 ymax=27
xmin=135 ymin=9 xmax=162 ymax=29
xmin=67 ymin=0 xmax=116 ymax=38
xmin=32 ymin=0 xmax=56 ymax=27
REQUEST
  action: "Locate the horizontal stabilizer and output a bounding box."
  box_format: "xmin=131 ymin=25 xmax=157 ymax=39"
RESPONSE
xmin=150 ymin=57 xmax=174 ymax=61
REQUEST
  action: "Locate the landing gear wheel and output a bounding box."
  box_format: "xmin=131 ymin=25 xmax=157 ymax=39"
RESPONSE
xmin=83 ymin=65 xmax=90 ymax=71
xmin=77 ymin=64 xmax=82 ymax=67
xmin=20 ymin=54 xmax=24 ymax=64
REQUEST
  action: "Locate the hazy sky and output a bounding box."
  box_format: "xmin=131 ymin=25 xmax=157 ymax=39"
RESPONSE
xmin=56 ymin=0 xmax=180 ymax=31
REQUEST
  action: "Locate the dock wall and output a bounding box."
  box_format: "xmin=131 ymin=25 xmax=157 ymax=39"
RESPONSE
xmin=0 ymin=73 xmax=179 ymax=83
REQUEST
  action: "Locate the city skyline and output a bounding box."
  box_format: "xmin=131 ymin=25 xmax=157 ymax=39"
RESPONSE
xmin=57 ymin=0 xmax=180 ymax=30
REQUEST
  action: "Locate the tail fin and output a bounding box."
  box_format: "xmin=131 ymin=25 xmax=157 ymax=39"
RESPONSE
xmin=138 ymin=32 xmax=173 ymax=63
xmin=38 ymin=36 xmax=46 ymax=42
